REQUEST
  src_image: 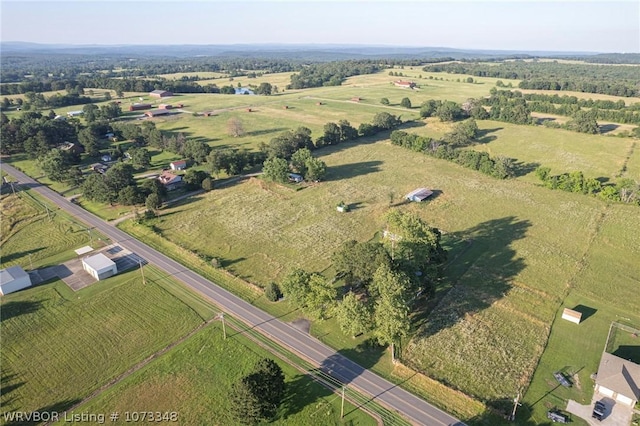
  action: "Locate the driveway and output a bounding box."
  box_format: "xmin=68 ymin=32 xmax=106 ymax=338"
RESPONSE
xmin=567 ymin=396 xmax=633 ymax=426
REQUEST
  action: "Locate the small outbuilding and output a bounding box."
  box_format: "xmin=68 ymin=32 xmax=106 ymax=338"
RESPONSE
xmin=0 ymin=266 xmax=32 ymax=295
xmin=82 ymin=253 xmax=117 ymax=281
xmin=150 ymin=90 xmax=173 ymax=98
xmin=405 ymin=188 xmax=434 ymax=202
xmin=170 ymin=160 xmax=187 ymax=171
xmin=288 ymin=173 xmax=304 ymax=183
xmin=144 ymin=109 xmax=172 ymax=118
xmin=561 ymin=308 xmax=582 ymax=324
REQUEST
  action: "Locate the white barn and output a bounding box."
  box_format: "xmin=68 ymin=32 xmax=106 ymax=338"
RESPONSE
xmin=82 ymin=253 xmax=117 ymax=281
xmin=0 ymin=266 xmax=32 ymax=295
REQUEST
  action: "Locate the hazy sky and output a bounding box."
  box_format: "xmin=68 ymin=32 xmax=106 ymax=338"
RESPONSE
xmin=1 ymin=1 xmax=639 ymax=53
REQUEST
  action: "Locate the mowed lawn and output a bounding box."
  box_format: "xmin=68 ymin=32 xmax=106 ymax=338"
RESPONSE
xmin=63 ymin=324 xmax=376 ymax=426
xmin=0 ymin=268 xmax=205 ymax=416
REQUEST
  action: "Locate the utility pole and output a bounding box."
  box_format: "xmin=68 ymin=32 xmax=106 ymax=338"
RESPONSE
xmin=215 ymin=312 xmax=227 ymax=339
xmin=139 ymin=259 xmax=146 ymax=285
xmin=509 ymin=391 xmax=521 ymax=421
xmin=340 ymin=386 xmax=345 ymax=419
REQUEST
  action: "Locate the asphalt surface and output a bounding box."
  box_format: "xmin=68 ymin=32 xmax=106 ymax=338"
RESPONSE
xmin=2 ymin=162 xmax=465 ymax=426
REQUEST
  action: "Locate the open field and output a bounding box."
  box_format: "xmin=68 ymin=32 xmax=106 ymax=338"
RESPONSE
xmin=63 ymin=323 xmax=376 ymax=426
xmin=195 ymin=71 xmax=295 ymax=89
xmin=0 ymin=191 xmax=103 ymax=269
xmin=516 ymin=88 xmax=640 ymax=105
xmin=0 ymin=267 xmax=205 ymax=417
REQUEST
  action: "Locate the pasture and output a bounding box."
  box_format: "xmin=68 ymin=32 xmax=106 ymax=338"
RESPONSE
xmin=63 ymin=323 xmax=376 ymax=426
xmin=0 ymin=267 xmax=205 ymax=417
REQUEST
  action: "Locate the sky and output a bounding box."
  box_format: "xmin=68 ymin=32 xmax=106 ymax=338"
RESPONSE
xmin=1 ymin=1 xmax=639 ymax=53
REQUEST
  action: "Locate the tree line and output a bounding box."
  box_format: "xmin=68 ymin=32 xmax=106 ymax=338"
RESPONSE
xmin=287 ymin=61 xmax=381 ymax=89
xmin=535 ymin=167 xmax=640 ymax=205
xmin=423 ymin=61 xmax=639 ymax=97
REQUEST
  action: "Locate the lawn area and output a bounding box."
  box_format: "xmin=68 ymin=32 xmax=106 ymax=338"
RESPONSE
xmin=0 ymin=267 xmax=205 ymax=417
xmin=61 ymin=323 xmax=376 ymax=426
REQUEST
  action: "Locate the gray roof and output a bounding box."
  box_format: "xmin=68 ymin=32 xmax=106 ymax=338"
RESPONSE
xmin=0 ymin=266 xmax=28 ymax=284
xmin=406 ymin=188 xmax=434 ymax=200
xmin=596 ymin=352 xmax=640 ymax=400
xmin=83 ymin=253 xmax=116 ymax=271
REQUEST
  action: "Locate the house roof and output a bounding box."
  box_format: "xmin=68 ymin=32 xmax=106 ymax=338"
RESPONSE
xmin=405 ymin=188 xmax=434 ymax=200
xmin=171 ymin=160 xmax=187 ymax=166
xmin=82 ymin=253 xmax=115 ymax=271
xmin=0 ymin=266 xmax=28 ymax=284
xmin=596 ymin=352 xmax=640 ymax=400
xmin=150 ymin=89 xmax=171 ymax=95
xmin=145 ymin=109 xmax=172 ymax=117
xmin=158 ymin=171 xmax=181 ymax=185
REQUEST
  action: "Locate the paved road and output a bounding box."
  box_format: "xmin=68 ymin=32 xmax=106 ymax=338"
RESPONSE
xmin=2 ymin=162 xmax=465 ymax=426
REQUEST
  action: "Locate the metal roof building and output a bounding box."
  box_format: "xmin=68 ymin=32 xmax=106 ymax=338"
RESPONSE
xmin=0 ymin=266 xmax=32 ymax=295
xmin=82 ymin=253 xmax=117 ymax=281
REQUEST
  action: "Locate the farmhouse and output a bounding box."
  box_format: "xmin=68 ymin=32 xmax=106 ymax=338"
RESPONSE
xmin=394 ymin=80 xmax=417 ymax=89
xmin=129 ymin=103 xmax=152 ymax=111
xmin=149 ymin=90 xmax=173 ymax=98
xmin=594 ymin=352 xmax=640 ymax=406
xmin=405 ymin=188 xmax=434 ymax=202
xmin=170 ymin=160 xmax=187 ymax=171
xmin=144 ymin=109 xmax=172 ymax=118
xmin=0 ymin=266 xmax=32 ymax=295
xmin=82 ymin=253 xmax=117 ymax=281
xmin=158 ymin=171 xmax=183 ymax=191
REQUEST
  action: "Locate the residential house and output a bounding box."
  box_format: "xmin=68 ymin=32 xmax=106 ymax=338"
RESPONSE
xmin=170 ymin=160 xmax=187 ymax=171
xmin=158 ymin=171 xmax=183 ymax=191
xmin=594 ymin=351 xmax=640 ymax=406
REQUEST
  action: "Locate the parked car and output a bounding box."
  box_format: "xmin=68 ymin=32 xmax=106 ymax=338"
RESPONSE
xmin=592 ymin=401 xmax=606 ymax=421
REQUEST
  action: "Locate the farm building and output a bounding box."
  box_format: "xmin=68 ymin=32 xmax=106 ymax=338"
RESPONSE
xmin=351 ymin=97 xmax=361 ymax=102
xmin=158 ymin=104 xmax=173 ymax=110
xmin=101 ymin=154 xmax=112 ymax=163
xmin=394 ymin=80 xmax=417 ymax=89
xmin=144 ymin=109 xmax=172 ymax=118
xmin=129 ymin=103 xmax=152 ymax=111
xmin=67 ymin=110 xmax=84 ymax=117
xmin=82 ymin=253 xmax=117 ymax=281
xmin=150 ymin=90 xmax=173 ymax=98
xmin=0 ymin=266 xmax=32 ymax=296
xmin=405 ymin=188 xmax=434 ymax=202
xmin=288 ymin=173 xmax=304 ymax=183
xmin=170 ymin=160 xmax=187 ymax=171
xmin=594 ymin=352 xmax=640 ymax=406
xmin=158 ymin=171 xmax=183 ymax=191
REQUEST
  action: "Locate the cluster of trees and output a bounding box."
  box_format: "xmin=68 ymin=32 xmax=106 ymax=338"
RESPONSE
xmin=1 ymin=92 xmax=93 ymax=111
xmin=0 ymin=111 xmax=77 ymax=156
xmin=314 ymin=120 xmax=359 ymax=147
xmin=82 ymin=162 xmax=161 ymax=206
xmin=288 ymin=61 xmax=381 ymax=89
xmin=82 ymin=102 xmax=122 ymax=122
xmin=419 ymin=99 xmax=468 ymax=122
xmin=390 ymin=129 xmax=515 ymax=179
xmin=535 ymin=167 xmax=640 ymax=205
xmin=263 ymin=148 xmax=327 ymax=183
xmin=280 ymin=211 xmax=446 ymax=361
xmin=208 ymin=148 xmax=266 ymax=176
xmin=481 ymin=90 xmax=533 ymax=125
xmin=230 ymin=358 xmax=285 ymax=425
xmin=423 ymin=61 xmax=639 ymax=97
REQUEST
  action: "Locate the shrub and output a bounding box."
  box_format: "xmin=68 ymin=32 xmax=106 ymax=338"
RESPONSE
xmin=265 ymin=282 xmax=282 ymax=302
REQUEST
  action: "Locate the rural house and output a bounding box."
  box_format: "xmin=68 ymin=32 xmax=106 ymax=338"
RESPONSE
xmin=394 ymin=80 xmax=417 ymax=89
xmin=594 ymin=351 xmax=640 ymax=406
xmin=82 ymin=253 xmax=117 ymax=281
xmin=158 ymin=170 xmax=183 ymax=191
xmin=0 ymin=265 xmax=32 ymax=295
xmin=150 ymin=90 xmax=173 ymax=98
xmin=405 ymin=188 xmax=434 ymax=202
xmin=170 ymin=160 xmax=187 ymax=171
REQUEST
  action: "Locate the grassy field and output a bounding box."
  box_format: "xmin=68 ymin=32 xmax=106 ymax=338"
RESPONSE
xmin=0 ymin=191 xmax=105 ymax=269
xmin=61 ymin=323 xmax=376 ymax=426
xmin=0 ymin=267 xmax=205 ymax=417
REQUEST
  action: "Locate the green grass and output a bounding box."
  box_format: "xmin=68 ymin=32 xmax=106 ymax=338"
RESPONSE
xmin=0 ymin=267 xmax=204 ymax=416
xmin=60 ymin=323 xmax=376 ymax=426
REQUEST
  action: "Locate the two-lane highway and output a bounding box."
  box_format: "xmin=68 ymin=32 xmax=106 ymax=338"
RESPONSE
xmin=2 ymin=162 xmax=465 ymax=426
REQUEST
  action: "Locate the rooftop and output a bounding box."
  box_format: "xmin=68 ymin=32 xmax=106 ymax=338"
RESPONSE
xmin=0 ymin=266 xmax=28 ymax=284
xmin=82 ymin=253 xmax=115 ymax=271
xmin=596 ymin=352 xmax=640 ymax=400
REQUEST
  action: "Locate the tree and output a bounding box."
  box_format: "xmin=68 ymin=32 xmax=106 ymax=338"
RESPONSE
xmin=304 ymin=157 xmax=327 ymax=181
xmin=305 ymin=273 xmax=336 ymax=319
xmin=82 ymin=174 xmax=112 ymax=204
xmin=264 ymin=282 xmax=282 ymax=302
xmin=117 ymin=185 xmax=142 ymax=205
xmin=82 ymin=104 xmax=100 ymax=122
xmin=201 ymin=177 xmax=214 ymax=191
xmin=183 ymin=169 xmax=208 ymax=190
xmin=372 ymin=264 xmax=411 ymax=363
xmin=140 ymin=178 xmax=167 ymax=200
xmin=37 ymin=149 xmax=68 ymax=182
xmin=567 ymin=110 xmax=599 ymax=134
xmin=145 ymin=193 xmax=162 ymax=211
xmin=105 ymin=163 xmax=136 ymax=195
xmin=256 ymin=82 xmax=272 ymax=95
xmin=322 ymin=122 xmax=342 ymax=145
xmin=230 ymin=359 xmax=285 ymax=424
xmin=435 ymin=100 xmax=464 ymax=122
xmin=182 ymin=140 xmax=210 ymax=165
xmin=338 ymin=120 xmax=358 ymax=142
xmin=227 ymin=117 xmax=245 ymax=137
xmin=372 ymin=112 xmax=401 ymax=130
xmin=280 ymin=269 xmax=311 ymax=308
xmin=262 ymin=157 xmax=289 ymax=183
xmin=78 ymin=127 xmax=100 ymax=157
xmin=66 ymin=167 xmax=84 ymax=186
xmin=290 ymin=148 xmax=312 ymax=175
xmin=380 ymin=98 xmax=390 ymax=106
xmin=332 ymin=240 xmax=391 ymax=288
xmin=400 ymin=97 xmax=412 ymax=108
xmin=336 ymin=292 xmax=372 ymax=338
xmin=230 ymin=377 xmax=265 ymax=425
xmin=128 ymin=147 xmax=151 ymax=168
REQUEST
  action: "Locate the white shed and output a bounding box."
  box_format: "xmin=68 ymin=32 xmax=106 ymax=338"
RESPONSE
xmin=0 ymin=266 xmax=32 ymax=295
xmin=82 ymin=253 xmax=117 ymax=281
